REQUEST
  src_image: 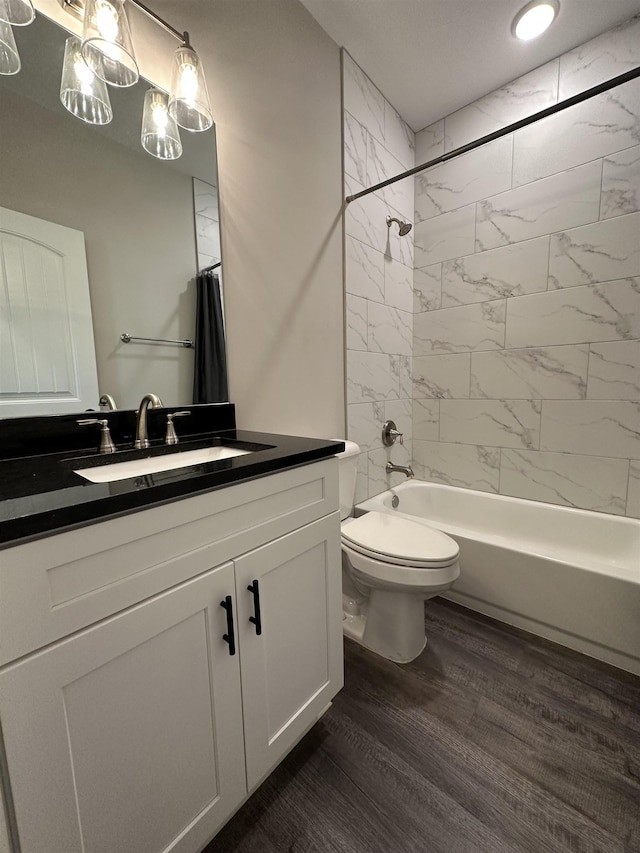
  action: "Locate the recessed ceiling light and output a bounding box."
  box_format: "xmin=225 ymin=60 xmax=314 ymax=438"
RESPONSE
xmin=512 ymin=0 xmax=559 ymax=41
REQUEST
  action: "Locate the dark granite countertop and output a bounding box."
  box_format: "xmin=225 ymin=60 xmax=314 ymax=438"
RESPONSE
xmin=0 ymin=411 xmax=344 ymax=548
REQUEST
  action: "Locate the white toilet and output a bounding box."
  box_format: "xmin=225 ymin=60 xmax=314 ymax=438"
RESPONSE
xmin=338 ymin=441 xmax=460 ymax=663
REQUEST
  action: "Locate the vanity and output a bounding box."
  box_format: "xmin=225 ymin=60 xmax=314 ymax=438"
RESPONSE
xmin=0 ymin=7 xmax=345 ymax=850
xmin=0 ymin=405 xmax=344 ymax=853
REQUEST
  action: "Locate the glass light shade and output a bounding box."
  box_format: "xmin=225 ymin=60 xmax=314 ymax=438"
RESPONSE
xmin=0 ymin=0 xmax=34 ymax=26
xmin=168 ymin=44 xmax=212 ymax=132
xmin=512 ymin=1 xmax=559 ymax=40
xmin=0 ymin=19 xmax=19 ymax=74
xmin=81 ymin=0 xmax=138 ymax=87
xmin=60 ymin=36 xmax=113 ymax=125
xmin=141 ymin=88 xmax=183 ymax=160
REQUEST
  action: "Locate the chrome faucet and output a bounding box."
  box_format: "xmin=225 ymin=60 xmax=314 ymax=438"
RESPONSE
xmin=135 ymin=393 xmax=164 ymax=449
xmin=386 ymin=461 xmax=414 ymax=479
xmin=99 ymin=393 xmax=117 ymax=411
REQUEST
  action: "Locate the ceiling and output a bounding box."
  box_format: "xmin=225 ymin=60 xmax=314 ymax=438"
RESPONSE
xmin=298 ymin=0 xmax=640 ymax=131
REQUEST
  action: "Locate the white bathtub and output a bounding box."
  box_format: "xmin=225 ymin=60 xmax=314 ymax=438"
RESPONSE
xmin=357 ymin=481 xmax=640 ymax=676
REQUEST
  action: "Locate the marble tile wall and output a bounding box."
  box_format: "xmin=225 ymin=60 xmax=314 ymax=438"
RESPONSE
xmin=193 ymin=178 xmax=221 ymax=271
xmin=343 ymin=51 xmax=416 ymax=502
xmin=412 ymin=16 xmax=640 ymax=517
xmin=194 ymin=178 xmax=224 ymax=320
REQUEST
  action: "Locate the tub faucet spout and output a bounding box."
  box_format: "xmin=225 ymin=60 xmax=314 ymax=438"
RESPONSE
xmin=386 ymin=461 xmax=414 ymax=479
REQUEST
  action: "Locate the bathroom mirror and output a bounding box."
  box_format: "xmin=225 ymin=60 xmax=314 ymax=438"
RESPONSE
xmin=0 ymin=11 xmax=224 ymax=415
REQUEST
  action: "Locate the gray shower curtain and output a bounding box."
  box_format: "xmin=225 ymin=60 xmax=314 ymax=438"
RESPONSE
xmin=192 ymin=270 xmax=229 ymax=403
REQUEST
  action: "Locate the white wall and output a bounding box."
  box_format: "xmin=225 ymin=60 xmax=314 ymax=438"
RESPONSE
xmin=32 ymin=0 xmax=345 ymax=438
xmin=155 ymin=0 xmax=346 ymax=438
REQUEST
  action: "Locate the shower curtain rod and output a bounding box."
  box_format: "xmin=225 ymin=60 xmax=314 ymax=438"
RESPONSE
xmin=345 ymin=64 xmax=640 ymax=204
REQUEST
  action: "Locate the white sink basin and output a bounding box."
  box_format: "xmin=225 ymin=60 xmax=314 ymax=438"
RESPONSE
xmin=74 ymin=446 xmax=252 ymax=483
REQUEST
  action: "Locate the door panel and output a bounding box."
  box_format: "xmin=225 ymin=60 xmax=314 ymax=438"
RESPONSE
xmin=0 ymin=206 xmax=98 ymax=415
xmin=0 ymin=564 xmax=245 ymax=853
xmin=235 ymin=513 xmax=343 ymax=790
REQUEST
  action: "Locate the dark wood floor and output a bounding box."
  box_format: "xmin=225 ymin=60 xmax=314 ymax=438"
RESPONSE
xmin=204 ymin=598 xmax=640 ymax=853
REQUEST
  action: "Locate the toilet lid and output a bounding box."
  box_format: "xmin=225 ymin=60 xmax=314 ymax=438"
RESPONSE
xmin=341 ymin=512 xmax=459 ymax=567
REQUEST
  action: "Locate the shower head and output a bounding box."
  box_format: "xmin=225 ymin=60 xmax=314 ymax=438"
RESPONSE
xmin=386 ymin=216 xmax=412 ymax=236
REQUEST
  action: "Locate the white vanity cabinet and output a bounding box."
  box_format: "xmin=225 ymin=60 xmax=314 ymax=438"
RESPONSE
xmin=0 ymin=459 xmax=343 ymax=853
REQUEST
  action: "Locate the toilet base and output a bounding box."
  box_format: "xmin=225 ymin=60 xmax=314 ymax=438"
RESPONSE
xmin=342 ymin=590 xmax=428 ymax=664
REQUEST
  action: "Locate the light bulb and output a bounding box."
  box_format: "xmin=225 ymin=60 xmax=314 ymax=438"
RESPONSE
xmin=179 ymin=62 xmax=198 ymax=103
xmin=512 ymin=1 xmax=559 ymax=41
xmin=152 ymin=102 xmax=168 ymax=135
xmin=95 ymin=0 xmax=118 ymax=42
xmin=74 ymin=57 xmax=94 ymax=94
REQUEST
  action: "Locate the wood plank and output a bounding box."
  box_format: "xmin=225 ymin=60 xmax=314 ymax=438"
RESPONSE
xmin=469 ymin=696 xmax=640 ymax=845
xmin=420 ymin=604 xmax=640 ymax=781
xmin=320 ymin=705 xmax=522 ymax=853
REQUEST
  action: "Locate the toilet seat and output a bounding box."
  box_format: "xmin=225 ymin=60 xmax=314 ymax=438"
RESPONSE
xmin=341 ymin=511 xmax=459 ymax=569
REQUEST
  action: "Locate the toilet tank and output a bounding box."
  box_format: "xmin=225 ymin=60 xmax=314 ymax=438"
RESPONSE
xmin=334 ymin=440 xmax=360 ymax=520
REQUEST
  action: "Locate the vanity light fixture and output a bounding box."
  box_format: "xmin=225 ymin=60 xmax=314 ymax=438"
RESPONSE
xmin=1 ymin=0 xmax=214 ymax=153
xmin=0 ymin=18 xmax=20 ymax=74
xmin=0 ymin=0 xmax=33 ymax=26
xmin=169 ymin=40 xmax=213 ymax=132
xmin=512 ymin=0 xmax=559 ymax=41
xmin=55 ymin=0 xmax=213 ymax=155
xmin=59 ymin=0 xmax=214 ymax=134
xmin=81 ymin=0 xmax=138 ymax=87
xmin=141 ymin=87 xmax=182 ymax=159
xmin=60 ymin=35 xmax=113 ymax=124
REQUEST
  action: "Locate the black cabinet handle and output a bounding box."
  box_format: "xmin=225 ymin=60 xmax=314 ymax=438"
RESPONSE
xmin=220 ymin=595 xmax=236 ymax=655
xmin=247 ymin=580 xmax=262 ymax=636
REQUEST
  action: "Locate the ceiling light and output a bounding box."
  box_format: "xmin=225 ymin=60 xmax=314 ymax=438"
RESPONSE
xmin=0 ymin=0 xmax=34 ymax=27
xmin=512 ymin=0 xmax=559 ymax=41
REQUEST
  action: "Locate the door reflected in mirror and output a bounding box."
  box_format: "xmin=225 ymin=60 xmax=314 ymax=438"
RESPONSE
xmin=0 ymin=12 xmax=224 ymax=417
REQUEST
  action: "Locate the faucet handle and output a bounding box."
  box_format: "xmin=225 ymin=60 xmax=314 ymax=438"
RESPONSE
xmin=382 ymin=419 xmax=404 ymax=447
xmin=165 ymin=411 xmax=191 ymax=445
xmin=77 ymin=418 xmax=116 ymax=454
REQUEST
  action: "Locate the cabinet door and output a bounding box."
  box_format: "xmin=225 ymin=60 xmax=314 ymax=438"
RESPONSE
xmin=234 ymin=512 xmax=344 ymax=790
xmin=0 ymin=564 xmax=246 ymax=853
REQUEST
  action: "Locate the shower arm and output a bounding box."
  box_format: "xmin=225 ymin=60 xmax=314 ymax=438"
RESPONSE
xmin=346 ymin=63 xmax=640 ymax=204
